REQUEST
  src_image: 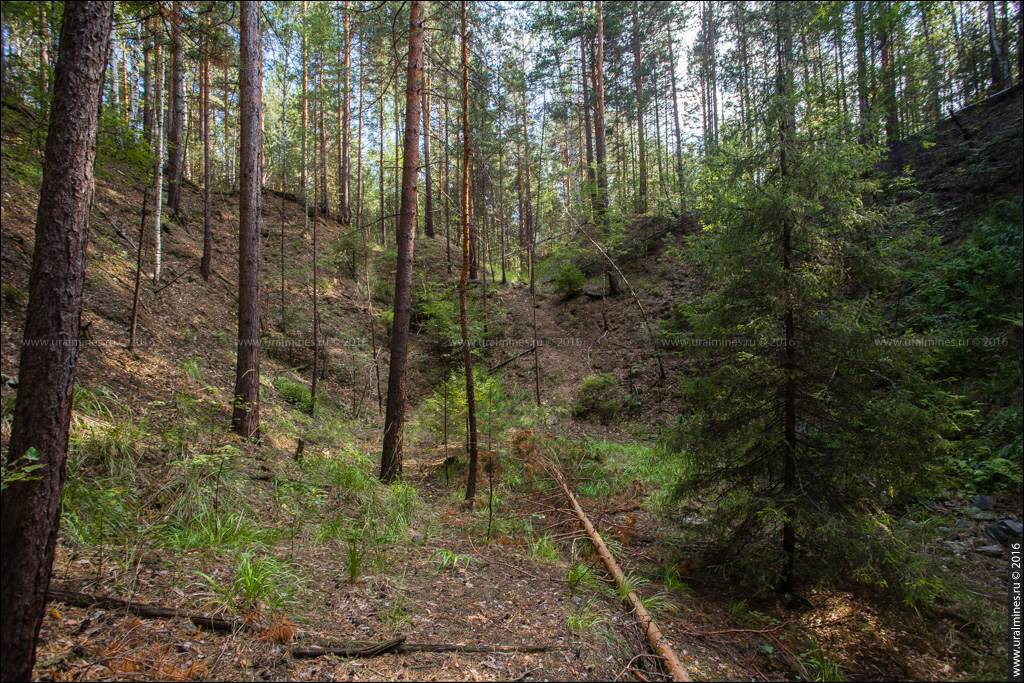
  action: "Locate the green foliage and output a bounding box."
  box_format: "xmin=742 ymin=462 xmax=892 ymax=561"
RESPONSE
xmin=431 ymin=549 xmax=472 ymax=574
xmin=345 ymin=533 xmax=366 ymax=584
xmin=196 ymin=554 xmax=305 ymax=612
xmin=277 ymin=376 xmax=324 ymax=414
xmin=1 ymin=283 xmax=28 ymax=304
xmin=795 ymin=636 xmax=845 ymax=682
xmin=552 ymin=263 xmax=585 ymax=297
xmin=181 ymin=358 xmax=204 ymax=382
xmin=566 ymin=596 xmax=606 ymax=637
xmin=307 ymin=449 xmax=375 ymax=492
xmin=566 ymin=563 xmax=598 ymax=590
xmin=913 ymin=199 xmax=1023 ymax=493
xmin=62 ymin=475 xmax=142 ymax=547
xmin=528 ymin=532 xmax=560 ymax=564
xmin=574 ymin=373 xmax=633 ymax=424
xmin=667 ymin=137 xmax=952 ymax=593
xmin=1 ymin=447 xmax=44 ymax=491
xmin=419 ymin=365 xmax=557 ymax=448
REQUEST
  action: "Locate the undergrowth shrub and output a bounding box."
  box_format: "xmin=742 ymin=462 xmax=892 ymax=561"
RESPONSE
xmin=914 ymin=198 xmax=1023 ymax=493
xmin=574 ymin=373 xmax=633 ymax=423
xmin=553 ymin=263 xmax=585 ymax=297
xmin=277 ymin=377 xmax=322 ymax=414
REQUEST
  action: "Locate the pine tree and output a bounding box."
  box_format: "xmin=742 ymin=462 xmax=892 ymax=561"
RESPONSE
xmin=0 ymin=4 xmax=114 ymax=678
xmin=381 ymin=0 xmax=425 ymax=482
xmin=231 ymin=0 xmax=263 ymax=441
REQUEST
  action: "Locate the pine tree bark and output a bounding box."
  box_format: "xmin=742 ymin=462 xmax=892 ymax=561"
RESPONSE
xmin=380 ymin=0 xmax=425 ymax=483
xmin=339 ymin=0 xmax=352 ymax=224
xmin=0 ymin=5 xmax=113 ymax=680
xmin=667 ymin=18 xmax=684 ymax=197
xmin=166 ymin=0 xmax=185 ymax=217
xmin=0 ymin=3 xmax=6 ymax=100
xmin=423 ymin=48 xmax=435 ymax=238
xmin=152 ymin=40 xmax=165 ymax=285
xmin=594 ymin=0 xmax=618 ymax=296
xmin=232 ymin=0 xmax=263 ymax=441
xmin=879 ymin=4 xmax=901 ymax=169
xmin=318 ymin=56 xmax=329 ymax=216
xmin=201 ymin=17 xmax=213 ymax=283
xmin=580 ymin=26 xmax=596 ymax=219
xmin=632 ymin=3 xmax=646 ymax=214
xmin=854 ymin=1 xmax=870 ymax=143
xmin=988 ymin=0 xmax=1012 ymax=91
xmin=301 ymin=1 xmax=308 ymax=200
xmin=459 ymin=0 xmax=479 ymax=501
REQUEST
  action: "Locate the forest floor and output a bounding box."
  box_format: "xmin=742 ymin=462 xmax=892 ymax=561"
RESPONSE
xmin=1 ymin=97 xmax=1017 ymax=681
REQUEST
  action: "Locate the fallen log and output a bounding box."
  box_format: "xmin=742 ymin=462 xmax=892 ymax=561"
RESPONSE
xmin=291 ymin=637 xmax=406 ymax=659
xmin=487 ymin=346 xmax=536 ymax=374
xmin=547 ymin=465 xmax=691 ymax=682
xmin=291 ymin=639 xmax=560 ymax=659
xmin=46 ymin=588 xmax=240 ymax=632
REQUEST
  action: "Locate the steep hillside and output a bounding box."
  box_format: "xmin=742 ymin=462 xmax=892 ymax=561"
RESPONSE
xmin=1 ymin=84 xmax=1020 ymax=683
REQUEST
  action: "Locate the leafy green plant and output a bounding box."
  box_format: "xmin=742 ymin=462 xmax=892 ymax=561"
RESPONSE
xmin=566 ymin=563 xmax=597 ymax=590
xmin=795 ymin=636 xmax=845 ymax=682
xmin=378 ymin=571 xmax=410 ymax=630
xmin=552 ymin=263 xmax=585 ymax=297
xmin=196 ymin=554 xmax=305 ymax=612
xmin=574 ymin=373 xmax=630 ymax=424
xmin=431 ymin=549 xmax=471 ymax=574
xmin=566 ymin=596 xmax=606 ymax=637
xmin=277 ymin=377 xmax=321 ymax=414
xmin=1 ymin=447 xmax=44 ymax=491
xmin=529 ymin=533 xmax=560 ymax=564
xmin=181 ymin=358 xmax=204 ymax=382
xmin=346 ymin=532 xmax=366 ymax=584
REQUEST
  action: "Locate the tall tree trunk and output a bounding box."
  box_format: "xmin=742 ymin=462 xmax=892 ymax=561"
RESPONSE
xmin=921 ymin=3 xmax=942 ymax=121
xmin=854 ymin=1 xmax=870 ymax=143
xmin=581 ymin=27 xmax=596 ymax=219
xmin=38 ymin=3 xmax=50 ymax=103
xmin=380 ymin=0 xmax=425 ymax=483
xmin=632 ymin=3 xmax=646 ymax=214
xmin=667 ymin=18 xmax=684 ymax=201
xmin=775 ymin=0 xmax=798 ymax=597
xmin=232 ymin=0 xmax=263 ymax=441
xmin=0 ymin=5 xmax=113 ymax=680
xmin=166 ymin=0 xmax=185 ymax=217
xmin=201 ymin=18 xmax=213 ymax=282
xmin=988 ymin=0 xmax=1012 ymax=90
xmin=318 ymin=56 xmax=329 ymax=216
xmin=122 ymin=37 xmax=130 ymax=126
xmin=422 ymin=47 xmax=435 ymax=238
xmin=279 ymin=34 xmax=290 ymax=330
xmin=152 ymin=40 xmax=165 ymax=285
xmin=879 ymin=5 xmax=901 ymax=168
xmin=339 ymin=0 xmax=352 ymax=224
xmin=498 ymin=85 xmax=506 ymax=284
xmin=444 ymin=94 xmax=451 ymax=272
xmin=459 ymin=0 xmax=479 ymax=502
xmin=0 ymin=2 xmax=6 ymax=100
xmin=594 ymin=0 xmax=617 ymax=296
xmin=379 ymin=73 xmax=386 ymax=244
xmin=301 ymin=1 xmax=308 ymax=199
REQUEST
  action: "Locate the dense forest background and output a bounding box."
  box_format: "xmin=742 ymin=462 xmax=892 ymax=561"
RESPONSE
xmin=1 ymin=1 xmax=1021 ymax=681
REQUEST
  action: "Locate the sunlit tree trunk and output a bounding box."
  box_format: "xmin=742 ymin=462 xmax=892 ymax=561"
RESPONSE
xmin=231 ymin=0 xmax=263 ymax=441
xmin=594 ymin=0 xmax=618 ymax=296
xmin=381 ymin=0 xmax=425 ymax=482
xmin=459 ymin=0 xmax=480 ymax=501
xmin=166 ymin=0 xmax=185 ymax=216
